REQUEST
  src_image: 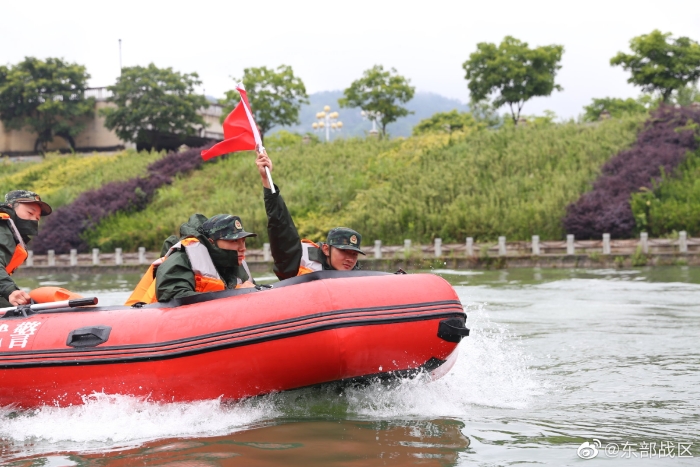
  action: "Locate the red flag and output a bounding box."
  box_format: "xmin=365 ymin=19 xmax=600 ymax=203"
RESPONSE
xmin=201 ymin=84 xmax=263 ymax=161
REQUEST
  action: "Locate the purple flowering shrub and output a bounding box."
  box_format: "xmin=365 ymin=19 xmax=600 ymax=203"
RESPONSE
xmin=563 ymin=105 xmax=700 ymax=239
xmin=32 ymin=146 xmax=207 ymax=253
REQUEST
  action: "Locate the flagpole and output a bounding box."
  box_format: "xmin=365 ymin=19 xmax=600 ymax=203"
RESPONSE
xmin=238 ymin=84 xmax=276 ymax=193
xmin=257 ymin=144 xmax=275 ymax=192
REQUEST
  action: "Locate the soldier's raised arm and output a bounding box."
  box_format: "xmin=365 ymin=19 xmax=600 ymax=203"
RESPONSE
xmin=256 ymin=151 xmax=303 ymax=280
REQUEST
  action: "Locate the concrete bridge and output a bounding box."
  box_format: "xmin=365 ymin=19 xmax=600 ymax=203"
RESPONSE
xmin=0 ymin=87 xmax=225 ymax=157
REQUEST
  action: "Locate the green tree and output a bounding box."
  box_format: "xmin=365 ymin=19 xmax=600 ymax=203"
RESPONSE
xmin=611 ymin=30 xmax=700 ymax=102
xmin=462 ymin=36 xmax=564 ymax=125
xmin=101 ymin=63 xmax=208 ymax=150
xmin=220 ymin=65 xmax=308 ymax=139
xmin=674 ymin=83 xmax=700 ymax=106
xmin=582 ymin=97 xmax=649 ymax=121
xmin=0 ymin=57 xmax=94 ymax=153
xmin=468 ymin=100 xmax=502 ymax=127
xmin=412 ymin=110 xmax=483 ymax=136
xmin=339 ymin=65 xmax=415 ymax=138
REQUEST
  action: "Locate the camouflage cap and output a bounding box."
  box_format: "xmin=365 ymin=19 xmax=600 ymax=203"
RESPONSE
xmin=4 ymin=190 xmax=52 ymax=216
xmin=202 ymin=214 xmax=257 ymax=241
xmin=327 ymin=227 xmax=365 ymax=255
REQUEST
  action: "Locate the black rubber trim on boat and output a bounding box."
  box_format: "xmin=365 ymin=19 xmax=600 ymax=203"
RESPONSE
xmin=288 ymin=357 xmax=448 ymax=393
xmin=341 ymin=356 xmax=447 ymax=385
xmin=0 ymin=308 xmax=465 ymax=368
xmin=2 ymin=300 xmax=463 ymax=357
xmin=161 ymin=270 xmax=394 ymax=308
xmin=219 ymin=356 xmax=449 ymax=403
xmin=269 ymin=270 xmax=392 ymax=288
xmin=1 ymin=271 xmax=402 ymax=314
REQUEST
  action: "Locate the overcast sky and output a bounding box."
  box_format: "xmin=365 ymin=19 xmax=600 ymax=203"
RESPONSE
xmin=2 ymin=0 xmax=699 ymax=119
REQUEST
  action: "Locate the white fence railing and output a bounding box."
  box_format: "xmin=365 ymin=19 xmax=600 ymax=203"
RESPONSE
xmin=22 ymin=232 xmax=696 ymax=268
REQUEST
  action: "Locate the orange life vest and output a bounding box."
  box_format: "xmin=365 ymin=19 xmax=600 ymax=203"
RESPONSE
xmin=125 ymin=237 xmax=227 ymax=305
xmin=0 ymin=213 xmax=28 ymax=275
xmin=297 ymin=239 xmax=324 ymax=276
xmin=125 ymin=237 xmax=253 ymax=306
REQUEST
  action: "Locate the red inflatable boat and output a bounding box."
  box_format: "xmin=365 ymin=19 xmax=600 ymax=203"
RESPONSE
xmin=0 ymin=271 xmax=469 ymax=408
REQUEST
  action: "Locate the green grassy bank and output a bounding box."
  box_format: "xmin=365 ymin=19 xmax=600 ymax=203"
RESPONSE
xmin=0 ymin=149 xmax=165 ymax=209
xmin=3 ymin=116 xmax=644 ymax=252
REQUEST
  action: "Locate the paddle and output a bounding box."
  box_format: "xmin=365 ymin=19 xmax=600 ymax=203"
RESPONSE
xmin=0 ymin=297 xmax=98 ymax=317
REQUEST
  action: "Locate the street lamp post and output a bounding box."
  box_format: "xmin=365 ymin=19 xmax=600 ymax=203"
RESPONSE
xmin=312 ymin=105 xmax=343 ymax=142
xmin=360 ymin=110 xmax=382 ymax=137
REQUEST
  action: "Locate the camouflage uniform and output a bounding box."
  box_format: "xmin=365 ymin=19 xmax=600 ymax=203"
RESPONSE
xmin=0 ymin=190 xmax=52 ymax=307
xmin=155 ymin=214 xmax=256 ymax=302
xmin=264 ymin=186 xmax=303 ymax=280
xmin=263 ymin=186 xmax=364 ymax=280
xmin=0 ymin=205 xmax=19 ymax=308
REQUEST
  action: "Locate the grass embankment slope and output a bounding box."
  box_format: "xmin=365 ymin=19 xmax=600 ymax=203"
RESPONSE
xmin=0 ymin=150 xmax=165 ymax=210
xmin=84 ymin=116 xmax=643 ymax=252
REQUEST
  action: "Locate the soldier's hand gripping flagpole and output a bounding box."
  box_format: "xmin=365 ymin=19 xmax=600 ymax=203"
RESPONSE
xmin=256 ymin=145 xmax=275 ymax=190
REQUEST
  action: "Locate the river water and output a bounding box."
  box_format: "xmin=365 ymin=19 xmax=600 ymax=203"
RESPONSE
xmin=1 ymin=267 xmax=698 ymax=466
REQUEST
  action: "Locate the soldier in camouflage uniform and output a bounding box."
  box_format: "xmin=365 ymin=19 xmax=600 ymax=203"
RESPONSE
xmin=255 ymin=152 xmax=365 ymax=280
xmin=155 ymin=213 xmax=257 ymax=302
xmin=0 ymin=190 xmax=52 ymax=307
xmin=154 ymin=150 xmax=365 ymax=302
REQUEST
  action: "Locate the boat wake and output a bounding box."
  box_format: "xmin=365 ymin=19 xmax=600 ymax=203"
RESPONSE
xmin=0 ymin=393 xmax=279 ymax=460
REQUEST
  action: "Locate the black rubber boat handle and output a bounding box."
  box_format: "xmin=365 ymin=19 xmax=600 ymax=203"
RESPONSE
xmin=437 ymin=318 xmax=470 ymax=343
xmin=66 ymin=325 xmax=111 ymax=347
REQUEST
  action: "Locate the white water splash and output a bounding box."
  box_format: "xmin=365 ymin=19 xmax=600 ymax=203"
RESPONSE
xmin=0 ymin=393 xmax=279 ymax=459
xmin=344 ymin=301 xmax=544 ymax=418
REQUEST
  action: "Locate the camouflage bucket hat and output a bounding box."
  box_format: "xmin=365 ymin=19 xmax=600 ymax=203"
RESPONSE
xmin=202 ymin=214 xmax=257 ymax=241
xmin=327 ymin=227 xmax=365 ymax=255
xmin=4 ymin=190 xmax=52 ymax=216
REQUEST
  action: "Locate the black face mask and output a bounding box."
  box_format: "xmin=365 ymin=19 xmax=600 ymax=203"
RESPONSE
xmin=14 ymin=218 xmax=39 ymax=244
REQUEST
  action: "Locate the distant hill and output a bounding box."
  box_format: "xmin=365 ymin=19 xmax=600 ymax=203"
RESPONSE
xmin=268 ymin=90 xmax=470 ymax=139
